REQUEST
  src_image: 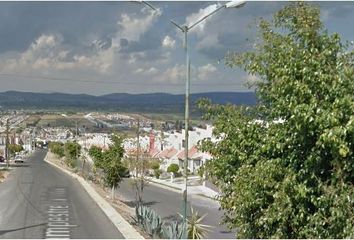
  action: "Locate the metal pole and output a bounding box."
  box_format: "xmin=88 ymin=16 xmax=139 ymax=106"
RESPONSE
xmin=5 ymin=119 xmax=9 ymax=168
xmin=136 ymin=118 xmax=142 ymax=204
xmin=183 ymin=26 xmax=190 ymax=225
xmin=76 ymin=120 xmax=78 ymax=168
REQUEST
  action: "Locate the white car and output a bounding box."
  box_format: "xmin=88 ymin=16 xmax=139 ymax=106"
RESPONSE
xmin=14 ymin=155 xmax=25 ymax=163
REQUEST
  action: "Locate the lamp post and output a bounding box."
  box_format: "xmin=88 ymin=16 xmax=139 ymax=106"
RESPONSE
xmin=134 ymin=0 xmax=246 ymax=225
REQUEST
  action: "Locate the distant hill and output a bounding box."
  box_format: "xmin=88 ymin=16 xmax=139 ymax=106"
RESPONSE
xmin=0 ymin=91 xmax=257 ymax=113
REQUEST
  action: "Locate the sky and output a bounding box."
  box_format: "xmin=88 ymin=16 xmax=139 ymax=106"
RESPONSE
xmin=0 ymin=1 xmax=353 ymax=95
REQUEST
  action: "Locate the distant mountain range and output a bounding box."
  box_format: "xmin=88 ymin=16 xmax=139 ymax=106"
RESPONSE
xmin=0 ymin=91 xmax=257 ymax=113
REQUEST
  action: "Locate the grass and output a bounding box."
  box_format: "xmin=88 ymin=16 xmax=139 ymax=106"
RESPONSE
xmin=0 ymin=168 xmax=11 ymax=182
xmin=21 ymin=115 xmax=41 ymax=127
xmin=36 ymin=113 xmax=96 ymax=129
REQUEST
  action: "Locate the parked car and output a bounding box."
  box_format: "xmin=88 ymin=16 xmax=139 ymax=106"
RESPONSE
xmin=0 ymin=156 xmax=5 ymax=162
xmin=14 ymin=155 xmax=25 ymax=163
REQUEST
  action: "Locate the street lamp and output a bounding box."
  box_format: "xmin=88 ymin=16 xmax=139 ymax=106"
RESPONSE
xmin=134 ymin=0 xmax=246 ymax=225
xmin=173 ymin=0 xmax=246 ymax=227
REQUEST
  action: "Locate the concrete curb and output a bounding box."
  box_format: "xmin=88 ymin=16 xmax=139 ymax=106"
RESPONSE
xmin=44 ymin=154 xmax=144 ymax=239
xmin=146 ymin=178 xmax=219 ymax=202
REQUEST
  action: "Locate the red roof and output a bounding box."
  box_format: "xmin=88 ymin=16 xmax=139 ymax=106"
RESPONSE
xmin=149 ymin=147 xmax=160 ymax=158
xmin=177 ymin=145 xmax=199 ymax=159
xmin=158 ymin=147 xmax=178 ymax=158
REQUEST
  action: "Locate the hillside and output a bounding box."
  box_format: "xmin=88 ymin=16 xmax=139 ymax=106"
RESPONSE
xmin=0 ymin=91 xmax=257 ymax=113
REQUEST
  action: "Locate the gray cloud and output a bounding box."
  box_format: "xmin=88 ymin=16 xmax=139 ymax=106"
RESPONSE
xmin=119 ymin=30 xmax=162 ymax=54
xmin=0 ymin=1 xmax=353 ymax=95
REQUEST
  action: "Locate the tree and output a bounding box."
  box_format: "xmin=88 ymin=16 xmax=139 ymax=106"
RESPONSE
xmin=124 ymin=148 xmax=152 ymax=205
xmin=8 ymin=144 xmax=23 ymax=156
xmin=199 ymin=2 xmax=354 ymax=238
xmin=48 ymin=142 xmax=64 ymax=158
xmin=167 ymin=163 xmax=179 ymax=181
xmin=89 ymin=145 xmax=104 ymax=168
xmin=150 ymin=161 xmax=162 ymax=178
xmin=64 ymin=142 xmax=81 ymax=168
xmin=90 ymin=134 xmax=127 ymax=199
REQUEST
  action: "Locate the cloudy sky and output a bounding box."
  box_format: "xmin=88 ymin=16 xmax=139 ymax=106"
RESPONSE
xmin=0 ymin=1 xmax=353 ymax=95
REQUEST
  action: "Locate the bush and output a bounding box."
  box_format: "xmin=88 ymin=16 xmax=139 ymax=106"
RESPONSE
xmin=8 ymin=144 xmax=24 ymax=156
xmin=197 ymin=165 xmax=204 ymax=178
xmin=65 ymin=156 xmax=77 ymax=169
xmin=154 ymin=169 xmax=162 ymax=179
xmin=49 ymin=142 xmax=64 ymax=158
xmin=167 ymin=163 xmax=179 ymax=174
xmin=150 ymin=161 xmax=160 ymax=170
xmin=64 ymin=142 xmax=81 ymax=160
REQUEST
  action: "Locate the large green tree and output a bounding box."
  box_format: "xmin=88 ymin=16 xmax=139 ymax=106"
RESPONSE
xmin=199 ymin=2 xmax=354 ymax=238
xmin=89 ymin=145 xmax=104 ymax=168
xmin=89 ymin=134 xmax=127 ymax=199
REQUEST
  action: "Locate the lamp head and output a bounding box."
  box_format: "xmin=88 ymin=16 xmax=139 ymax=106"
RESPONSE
xmin=225 ymin=0 xmax=246 ymax=9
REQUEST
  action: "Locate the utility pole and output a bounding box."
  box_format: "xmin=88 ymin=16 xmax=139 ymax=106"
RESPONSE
xmin=183 ymin=26 xmax=190 ymax=225
xmin=75 ymin=120 xmax=79 ymax=168
xmin=5 ymin=119 xmax=9 ymax=168
xmin=82 ymin=127 xmax=86 ymax=177
xmin=136 ymin=118 xmax=140 ymax=178
xmin=136 ymin=118 xmax=144 ymax=204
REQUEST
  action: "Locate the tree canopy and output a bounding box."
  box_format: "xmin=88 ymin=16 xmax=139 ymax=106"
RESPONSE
xmin=199 ymin=2 xmax=354 ymax=238
xmin=89 ymin=134 xmax=127 ymax=189
xmin=8 ymin=144 xmax=23 ymax=156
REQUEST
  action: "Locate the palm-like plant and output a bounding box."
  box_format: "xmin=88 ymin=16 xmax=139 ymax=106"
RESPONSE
xmin=180 ymin=207 xmax=212 ymax=239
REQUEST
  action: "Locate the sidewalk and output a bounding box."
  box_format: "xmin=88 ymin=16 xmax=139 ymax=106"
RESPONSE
xmin=146 ymin=176 xmax=220 ymax=199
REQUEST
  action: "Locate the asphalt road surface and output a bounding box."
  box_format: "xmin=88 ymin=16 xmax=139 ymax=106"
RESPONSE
xmin=115 ymin=178 xmax=236 ymax=239
xmin=0 ymin=149 xmax=123 ymax=239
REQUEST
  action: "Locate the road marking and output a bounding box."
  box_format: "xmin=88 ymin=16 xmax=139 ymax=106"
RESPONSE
xmin=45 ymin=187 xmax=76 ymax=239
xmin=45 ymin=155 xmax=144 ymax=239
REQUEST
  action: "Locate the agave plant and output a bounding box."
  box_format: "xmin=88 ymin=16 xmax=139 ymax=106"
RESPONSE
xmin=162 ymin=221 xmax=187 ymax=239
xmin=179 ymin=207 xmax=213 ymax=239
xmin=135 ymin=205 xmax=164 ymax=238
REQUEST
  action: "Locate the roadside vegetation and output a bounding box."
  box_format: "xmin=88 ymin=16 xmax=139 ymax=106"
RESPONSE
xmin=8 ymin=144 xmax=23 ymax=157
xmin=199 ymin=2 xmax=354 ymax=238
xmin=88 ymin=134 xmax=127 ymax=200
xmin=48 ymin=141 xmax=81 ymax=169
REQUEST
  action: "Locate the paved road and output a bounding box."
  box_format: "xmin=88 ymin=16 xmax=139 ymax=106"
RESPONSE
xmin=115 ymin=178 xmax=235 ymax=239
xmin=0 ymin=149 xmax=123 ymax=239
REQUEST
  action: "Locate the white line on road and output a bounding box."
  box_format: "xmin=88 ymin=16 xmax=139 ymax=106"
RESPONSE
xmin=44 ymin=153 xmax=144 ymax=239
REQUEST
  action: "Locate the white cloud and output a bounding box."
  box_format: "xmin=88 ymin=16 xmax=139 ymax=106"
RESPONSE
xmin=134 ymin=68 xmax=144 ymax=74
xmin=162 ymin=35 xmax=176 ymax=49
xmin=158 ymin=64 xmax=185 ymax=84
xmin=185 ymin=3 xmax=219 ymax=35
xmin=0 ymin=34 xmax=115 ymax=75
xmin=116 ymin=7 xmax=161 ymax=42
xmin=197 ymin=63 xmax=217 ymax=80
xmin=134 ymin=67 xmax=159 ymax=76
xmin=157 ymin=63 xmax=218 ymax=84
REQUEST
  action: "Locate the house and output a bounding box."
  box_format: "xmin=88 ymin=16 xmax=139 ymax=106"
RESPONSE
xmin=157 ymin=147 xmax=178 ymax=171
xmin=176 ymin=145 xmax=212 ymax=173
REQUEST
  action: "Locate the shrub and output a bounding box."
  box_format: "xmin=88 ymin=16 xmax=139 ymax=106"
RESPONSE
xmin=150 ymin=161 xmax=160 ymax=170
xmin=167 ymin=164 xmax=179 ymax=174
xmin=154 ymin=169 xmax=162 ymax=179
